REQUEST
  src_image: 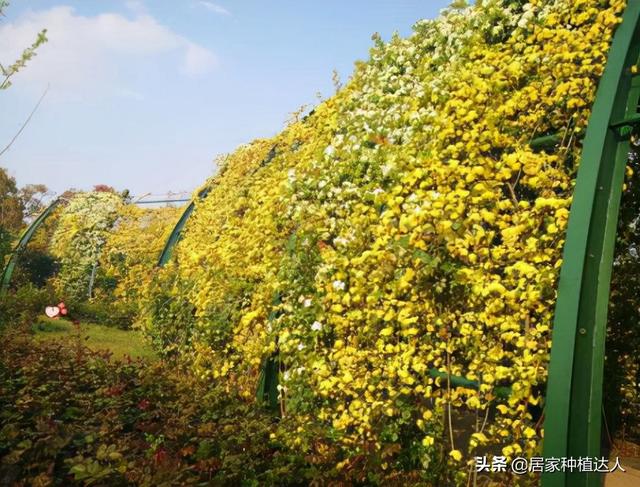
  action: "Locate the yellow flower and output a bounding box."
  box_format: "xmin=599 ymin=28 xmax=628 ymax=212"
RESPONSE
xmin=449 ymin=450 xmax=463 ymax=462
xmin=422 ymin=436 xmax=435 ymax=447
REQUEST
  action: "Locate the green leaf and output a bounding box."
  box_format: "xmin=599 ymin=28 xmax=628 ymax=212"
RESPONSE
xmin=413 ymin=249 xmax=434 ymax=265
xmin=396 ymin=235 xmax=411 ymax=249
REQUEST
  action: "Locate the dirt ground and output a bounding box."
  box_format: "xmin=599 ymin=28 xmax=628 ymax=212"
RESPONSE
xmin=605 ymin=441 xmax=640 ymax=487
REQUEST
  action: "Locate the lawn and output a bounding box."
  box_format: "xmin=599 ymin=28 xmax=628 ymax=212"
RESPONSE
xmin=32 ymin=318 xmax=157 ymax=361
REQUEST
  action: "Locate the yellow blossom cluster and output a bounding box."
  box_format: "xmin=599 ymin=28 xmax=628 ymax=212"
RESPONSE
xmin=46 ymin=192 xmax=178 ymax=325
xmin=141 ymin=0 xmax=626 ymax=483
xmin=49 ymin=191 xmax=124 ymax=300
xmin=97 ymin=204 xmax=179 ymax=315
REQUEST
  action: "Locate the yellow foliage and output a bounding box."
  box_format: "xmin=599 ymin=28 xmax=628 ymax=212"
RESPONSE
xmin=138 ymin=0 xmax=627 ymax=483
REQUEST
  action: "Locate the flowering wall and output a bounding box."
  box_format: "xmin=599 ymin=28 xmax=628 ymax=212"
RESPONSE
xmin=49 ymin=191 xmax=123 ymax=301
xmin=45 ymin=192 xmax=179 ymax=326
xmin=141 ymin=0 xmax=627 ymax=484
xmin=96 ymin=204 xmax=179 ymax=317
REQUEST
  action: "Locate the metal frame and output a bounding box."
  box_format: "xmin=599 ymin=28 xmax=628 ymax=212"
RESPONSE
xmin=542 ymin=3 xmax=640 ymax=486
xmin=157 ymin=188 xmax=210 ymax=267
xmin=157 ymin=201 xmax=196 ymax=267
xmin=256 ymin=292 xmax=283 ymax=410
xmin=2 ymin=6 xmax=638 ymax=482
xmin=0 ymin=198 xmax=62 ymax=296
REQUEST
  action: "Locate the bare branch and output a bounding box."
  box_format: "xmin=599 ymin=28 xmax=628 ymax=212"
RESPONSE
xmin=0 ymin=83 xmax=49 ymax=158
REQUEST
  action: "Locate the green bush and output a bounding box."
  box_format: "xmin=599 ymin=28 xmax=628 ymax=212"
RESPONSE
xmin=0 ymin=327 xmax=440 ymax=485
xmin=67 ymin=300 xmax=136 ymax=330
xmin=11 ymin=248 xmax=59 ymax=288
xmin=0 ymin=285 xmax=54 ymax=329
xmin=0 ymin=330 xmax=304 ymax=486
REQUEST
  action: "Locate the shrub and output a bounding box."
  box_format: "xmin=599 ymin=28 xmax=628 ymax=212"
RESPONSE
xmin=65 ymin=299 xmax=137 ymax=330
xmin=0 ymin=284 xmax=54 ymax=329
xmin=10 ymin=248 xmax=58 ymax=288
xmin=0 ymin=329 xmax=316 ymax=486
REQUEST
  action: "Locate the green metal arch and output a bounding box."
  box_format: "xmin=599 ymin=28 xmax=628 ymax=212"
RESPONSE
xmin=157 ymin=201 xmax=195 ymax=267
xmin=157 ymin=187 xmax=210 ymax=267
xmin=0 ymin=198 xmax=62 ymax=296
xmin=543 ymin=2 xmax=640 ymax=486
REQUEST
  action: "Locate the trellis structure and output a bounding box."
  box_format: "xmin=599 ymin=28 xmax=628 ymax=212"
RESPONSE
xmin=542 ymin=2 xmax=640 ymax=486
xmin=0 ymin=196 xmax=187 ymax=296
xmin=0 ymin=198 xmax=61 ymax=296
xmin=3 ymin=4 xmax=640 ymax=485
xmin=157 ymin=187 xmax=210 ymax=267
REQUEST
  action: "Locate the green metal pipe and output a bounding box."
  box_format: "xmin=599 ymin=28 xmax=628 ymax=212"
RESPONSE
xmin=157 ymin=187 xmax=210 ymax=267
xmin=542 ymin=3 xmax=640 ymax=486
xmin=529 ymin=100 xmax=640 ymax=150
xmin=0 ymin=199 xmax=61 ymax=296
xmin=428 ymin=368 xmax=511 ymax=399
xmin=256 ymin=354 xmax=280 ymax=410
xmin=530 ymin=132 xmax=564 ymax=150
xmin=157 ymin=201 xmax=195 ymax=267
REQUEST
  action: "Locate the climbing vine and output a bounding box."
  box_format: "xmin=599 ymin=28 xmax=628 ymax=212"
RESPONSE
xmin=113 ymin=0 xmax=629 ymax=484
xmin=49 ymin=191 xmax=123 ymax=301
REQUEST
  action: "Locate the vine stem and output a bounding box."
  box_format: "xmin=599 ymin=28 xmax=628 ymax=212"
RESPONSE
xmin=446 ymin=346 xmax=455 ymax=452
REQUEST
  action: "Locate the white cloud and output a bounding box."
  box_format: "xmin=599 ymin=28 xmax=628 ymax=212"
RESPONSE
xmin=183 ymin=43 xmax=217 ymax=76
xmin=124 ymin=1 xmax=147 ymax=15
xmin=198 ymin=1 xmax=231 ymax=16
xmin=0 ymin=6 xmax=217 ymax=99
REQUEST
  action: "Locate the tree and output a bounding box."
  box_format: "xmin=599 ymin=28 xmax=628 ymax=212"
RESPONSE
xmin=0 ymin=1 xmax=49 ymax=271
xmin=0 ymin=1 xmax=48 ymax=91
xmin=19 ymin=183 xmax=51 ymax=220
xmin=93 ymin=184 xmax=116 ymax=193
xmin=0 ymin=168 xmax=22 ymax=232
xmin=0 ymin=168 xmax=22 ymax=266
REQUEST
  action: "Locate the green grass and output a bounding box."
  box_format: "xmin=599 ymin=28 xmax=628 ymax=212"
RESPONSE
xmin=32 ymin=318 xmax=157 ymax=361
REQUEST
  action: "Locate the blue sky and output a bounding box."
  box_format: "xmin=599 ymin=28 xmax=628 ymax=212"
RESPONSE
xmin=0 ymin=0 xmax=450 ymax=199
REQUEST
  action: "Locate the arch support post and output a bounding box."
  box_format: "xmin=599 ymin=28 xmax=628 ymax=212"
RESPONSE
xmin=157 ymin=187 xmax=210 ymax=268
xmin=157 ymin=201 xmax=195 ymax=267
xmin=0 ymin=198 xmax=61 ymax=296
xmin=543 ymin=3 xmax=640 ymax=486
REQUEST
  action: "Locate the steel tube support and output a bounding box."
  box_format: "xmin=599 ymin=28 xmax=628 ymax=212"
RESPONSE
xmin=157 ymin=202 xmax=195 ymax=267
xmin=0 ymin=199 xmax=61 ymax=296
xmin=542 ymin=3 xmax=640 ymax=486
xmin=157 ymin=187 xmax=210 ymax=267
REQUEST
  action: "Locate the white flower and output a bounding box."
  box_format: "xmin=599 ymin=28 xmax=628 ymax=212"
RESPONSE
xmin=303 ymin=298 xmax=312 ymax=308
xmin=332 ymin=280 xmax=346 ymax=291
xmin=311 ymin=321 xmax=323 ymax=331
xmin=333 ymin=236 xmax=348 ymax=246
xmin=324 ymin=145 xmax=335 ymax=156
xmin=297 ymin=343 xmax=305 ymax=351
